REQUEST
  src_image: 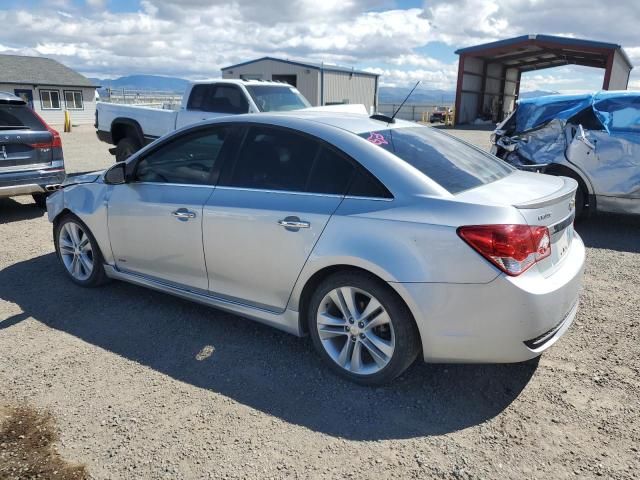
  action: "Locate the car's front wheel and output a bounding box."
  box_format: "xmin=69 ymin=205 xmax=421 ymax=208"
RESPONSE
xmin=308 ymin=272 xmax=420 ymax=385
xmin=54 ymin=214 xmax=108 ymax=287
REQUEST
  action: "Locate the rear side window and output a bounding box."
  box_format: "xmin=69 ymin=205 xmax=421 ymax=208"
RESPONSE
xmin=348 ymin=170 xmax=392 ymax=198
xmin=359 ymin=127 xmax=512 ymax=194
xmin=0 ymin=105 xmax=46 ymax=131
xmin=306 ymin=148 xmax=354 ymax=194
xmin=187 ymin=85 xmax=249 ymax=114
xmin=225 ymin=126 xmax=318 ymax=192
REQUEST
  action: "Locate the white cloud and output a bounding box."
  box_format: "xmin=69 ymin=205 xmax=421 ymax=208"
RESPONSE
xmin=0 ymin=0 xmax=637 ymax=90
xmin=0 ymin=2 xmax=434 ymax=85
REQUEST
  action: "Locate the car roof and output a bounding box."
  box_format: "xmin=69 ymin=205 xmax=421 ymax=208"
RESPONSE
xmin=218 ymin=110 xmax=418 ymax=135
xmin=190 ymin=79 xmax=297 ymax=88
xmin=0 ymin=91 xmax=26 ymax=104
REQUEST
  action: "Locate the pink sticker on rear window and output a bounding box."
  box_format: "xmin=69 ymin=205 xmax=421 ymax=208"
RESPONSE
xmin=366 ymin=132 xmax=388 ymax=146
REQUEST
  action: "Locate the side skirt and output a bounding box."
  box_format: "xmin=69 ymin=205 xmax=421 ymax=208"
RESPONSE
xmin=103 ymin=265 xmax=303 ymax=336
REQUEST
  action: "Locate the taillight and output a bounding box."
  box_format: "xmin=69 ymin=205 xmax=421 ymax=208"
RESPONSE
xmin=28 ymin=109 xmax=63 ymax=149
xmin=457 ymin=224 xmax=551 ymax=276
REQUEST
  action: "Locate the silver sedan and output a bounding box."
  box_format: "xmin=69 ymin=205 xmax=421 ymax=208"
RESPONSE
xmin=47 ymin=112 xmax=585 ymax=384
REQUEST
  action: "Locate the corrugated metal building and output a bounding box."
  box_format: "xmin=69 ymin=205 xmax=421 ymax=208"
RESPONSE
xmin=0 ymin=54 xmax=98 ymax=126
xmin=453 ymin=34 xmax=633 ymax=125
xmin=221 ymin=57 xmax=379 ymax=113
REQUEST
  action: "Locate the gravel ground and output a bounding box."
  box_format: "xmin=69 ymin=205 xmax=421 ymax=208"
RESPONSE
xmin=0 ymin=126 xmax=639 ymax=479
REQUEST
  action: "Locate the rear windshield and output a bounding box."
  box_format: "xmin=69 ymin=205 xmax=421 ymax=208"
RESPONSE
xmin=359 ymin=126 xmax=512 ymax=194
xmin=245 ymin=85 xmax=311 ymax=112
xmin=0 ymin=105 xmax=46 ymax=131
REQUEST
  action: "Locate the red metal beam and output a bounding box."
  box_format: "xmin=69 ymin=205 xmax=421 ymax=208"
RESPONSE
xmin=603 ymin=51 xmax=614 ymax=89
xmin=454 ymin=55 xmax=465 ymax=125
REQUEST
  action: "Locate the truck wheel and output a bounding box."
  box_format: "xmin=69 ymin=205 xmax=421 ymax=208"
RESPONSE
xmin=115 ymin=137 xmax=140 ymax=162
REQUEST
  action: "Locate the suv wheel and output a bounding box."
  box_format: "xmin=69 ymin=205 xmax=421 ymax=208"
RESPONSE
xmin=54 ymin=214 xmax=109 ymax=287
xmin=32 ymin=193 xmax=47 ymax=209
xmin=308 ymin=272 xmax=420 ymax=385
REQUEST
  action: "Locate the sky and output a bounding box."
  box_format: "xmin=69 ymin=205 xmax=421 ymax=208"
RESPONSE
xmin=0 ymin=0 xmax=638 ymax=93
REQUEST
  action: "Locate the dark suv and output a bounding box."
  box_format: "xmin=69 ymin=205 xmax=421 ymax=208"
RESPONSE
xmin=0 ymin=92 xmax=65 ymax=208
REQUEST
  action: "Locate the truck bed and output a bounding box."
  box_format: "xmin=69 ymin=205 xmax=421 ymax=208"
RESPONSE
xmin=96 ymin=102 xmax=178 ymax=140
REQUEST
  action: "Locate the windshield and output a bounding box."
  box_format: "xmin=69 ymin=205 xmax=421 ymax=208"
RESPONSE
xmin=246 ymin=85 xmax=311 ymax=112
xmin=360 ymin=126 xmax=513 ymax=194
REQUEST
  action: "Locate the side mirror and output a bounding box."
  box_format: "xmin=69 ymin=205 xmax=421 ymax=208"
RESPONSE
xmin=104 ymin=162 xmax=127 ymax=185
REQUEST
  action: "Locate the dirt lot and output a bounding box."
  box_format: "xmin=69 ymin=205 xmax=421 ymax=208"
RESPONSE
xmin=1 ymin=126 xmax=639 ymax=479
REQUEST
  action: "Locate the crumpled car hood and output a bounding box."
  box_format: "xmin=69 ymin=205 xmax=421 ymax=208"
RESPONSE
xmin=62 ymin=170 xmax=104 ymax=187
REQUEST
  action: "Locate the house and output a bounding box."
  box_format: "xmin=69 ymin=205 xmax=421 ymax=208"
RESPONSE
xmin=221 ymin=57 xmax=379 ymax=113
xmin=0 ymin=54 xmax=99 ymax=126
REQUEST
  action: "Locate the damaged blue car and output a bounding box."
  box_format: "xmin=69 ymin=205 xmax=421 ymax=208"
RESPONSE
xmin=491 ymin=91 xmax=640 ymax=217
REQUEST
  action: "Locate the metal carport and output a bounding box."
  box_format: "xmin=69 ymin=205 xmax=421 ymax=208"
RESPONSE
xmin=453 ymin=34 xmax=633 ymax=125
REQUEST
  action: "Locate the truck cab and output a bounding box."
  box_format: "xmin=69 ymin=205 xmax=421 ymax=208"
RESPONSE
xmin=96 ymin=79 xmax=311 ymax=161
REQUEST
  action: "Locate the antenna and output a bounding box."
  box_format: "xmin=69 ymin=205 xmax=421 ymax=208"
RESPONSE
xmin=390 ymin=81 xmax=420 ymax=122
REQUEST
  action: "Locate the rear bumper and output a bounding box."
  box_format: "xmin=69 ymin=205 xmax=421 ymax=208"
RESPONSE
xmin=392 ymin=232 xmax=586 ymax=363
xmin=0 ymin=165 xmax=66 ymax=198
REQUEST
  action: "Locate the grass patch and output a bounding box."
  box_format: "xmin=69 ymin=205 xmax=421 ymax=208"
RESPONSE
xmin=0 ymin=405 xmax=87 ymax=480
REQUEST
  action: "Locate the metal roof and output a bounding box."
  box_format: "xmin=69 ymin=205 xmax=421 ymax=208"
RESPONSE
xmin=455 ymin=34 xmax=633 ymax=73
xmin=221 ymin=56 xmax=379 ymax=77
xmin=0 ymin=54 xmax=98 ymax=88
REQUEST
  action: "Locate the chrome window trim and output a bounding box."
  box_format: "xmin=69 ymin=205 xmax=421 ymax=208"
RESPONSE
xmin=214 ymin=185 xmax=344 ymax=199
xmin=125 ymin=184 xmax=395 ymax=200
xmin=343 ymin=195 xmax=394 ymax=202
xmin=131 ymin=181 xmax=216 ymax=189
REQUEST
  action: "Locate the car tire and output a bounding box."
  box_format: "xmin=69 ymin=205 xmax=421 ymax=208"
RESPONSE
xmin=32 ymin=193 xmax=48 ymax=209
xmin=114 ymin=137 xmax=140 ymax=163
xmin=308 ymin=271 xmax=420 ymax=385
xmin=574 ymin=185 xmax=585 ymax=220
xmin=54 ymin=214 xmax=109 ymax=287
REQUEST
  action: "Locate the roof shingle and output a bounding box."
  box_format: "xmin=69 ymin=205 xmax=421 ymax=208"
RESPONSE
xmin=0 ymin=54 xmax=98 ymax=88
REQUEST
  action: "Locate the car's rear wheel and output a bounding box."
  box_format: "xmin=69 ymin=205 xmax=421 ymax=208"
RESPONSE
xmin=308 ymin=272 xmax=420 ymax=385
xmin=32 ymin=193 xmax=47 ymax=209
xmin=54 ymin=214 xmax=108 ymax=287
xmin=115 ymin=137 xmax=139 ymax=163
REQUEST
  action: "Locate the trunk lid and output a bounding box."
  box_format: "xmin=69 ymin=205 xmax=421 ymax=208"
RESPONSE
xmin=456 ymin=171 xmax=578 ymax=275
xmin=0 ymin=103 xmax=55 ymax=172
xmin=0 ymin=130 xmax=54 ymax=172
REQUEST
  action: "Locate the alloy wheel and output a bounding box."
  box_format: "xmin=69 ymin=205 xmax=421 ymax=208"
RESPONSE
xmin=316 ymin=286 xmax=396 ymax=375
xmin=58 ymin=221 xmax=94 ymax=281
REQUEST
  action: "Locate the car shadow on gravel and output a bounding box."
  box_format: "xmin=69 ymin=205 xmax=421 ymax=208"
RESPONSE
xmin=1 ymin=253 xmax=538 ymax=440
xmin=0 ymin=198 xmax=45 ymax=224
xmin=576 ymin=213 xmax=640 ymax=254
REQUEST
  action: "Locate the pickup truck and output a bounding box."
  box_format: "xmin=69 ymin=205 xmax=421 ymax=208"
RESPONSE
xmin=96 ymin=79 xmax=312 ymax=162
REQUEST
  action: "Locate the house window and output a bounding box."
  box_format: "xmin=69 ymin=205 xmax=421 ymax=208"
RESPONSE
xmin=64 ymin=90 xmax=84 ymax=110
xmin=40 ymin=90 xmax=61 ymax=110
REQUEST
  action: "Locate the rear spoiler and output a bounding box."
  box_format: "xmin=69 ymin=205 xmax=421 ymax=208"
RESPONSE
xmin=514 ymin=177 xmax=578 ymax=209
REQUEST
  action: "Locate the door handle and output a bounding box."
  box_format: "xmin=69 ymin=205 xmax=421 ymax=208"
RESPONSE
xmin=278 ymin=217 xmax=310 ymax=230
xmin=172 ymin=208 xmax=196 ymax=220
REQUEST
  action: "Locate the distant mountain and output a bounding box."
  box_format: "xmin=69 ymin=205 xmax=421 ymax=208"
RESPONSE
xmin=518 ymin=90 xmax=559 ymax=99
xmin=90 ymin=75 xmax=191 ymax=93
xmin=89 ymin=75 xmax=559 ymax=103
xmin=379 ymin=87 xmax=455 ymax=104
xmin=379 ymin=87 xmax=559 ymax=105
